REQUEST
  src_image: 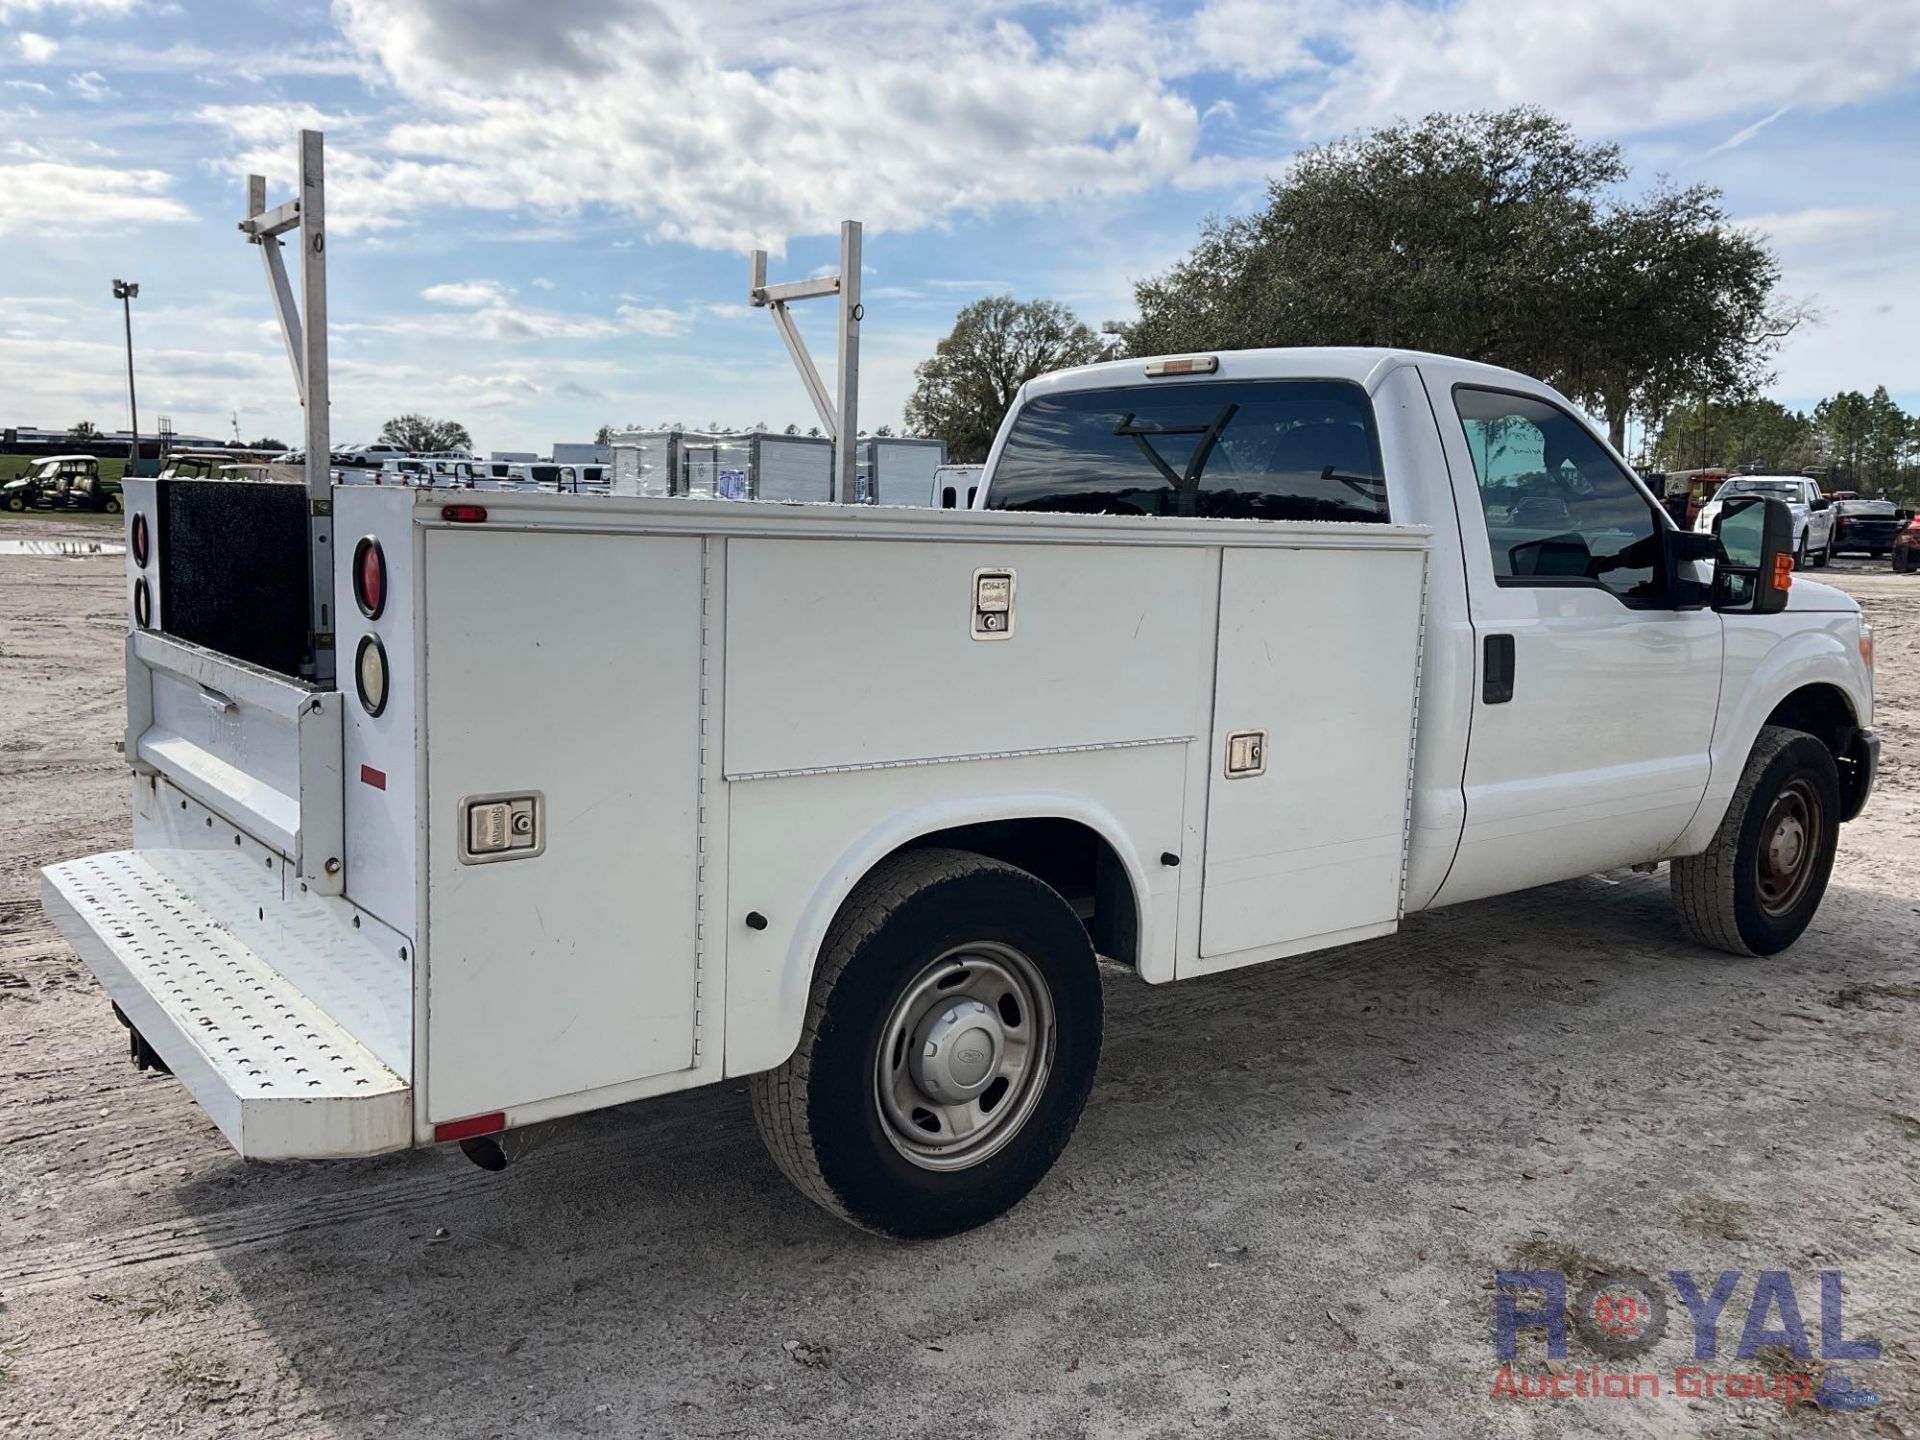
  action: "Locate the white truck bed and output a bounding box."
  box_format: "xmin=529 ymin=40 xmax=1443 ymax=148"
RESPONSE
xmin=49 ymin=484 xmax=1429 ymax=1157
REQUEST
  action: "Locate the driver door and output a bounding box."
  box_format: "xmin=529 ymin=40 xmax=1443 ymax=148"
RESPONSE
xmin=1419 ymin=368 xmax=1721 ymax=907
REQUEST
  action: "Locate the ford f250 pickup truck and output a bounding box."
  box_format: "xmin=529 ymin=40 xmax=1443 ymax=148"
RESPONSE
xmin=41 ymin=346 xmax=1876 ymax=1238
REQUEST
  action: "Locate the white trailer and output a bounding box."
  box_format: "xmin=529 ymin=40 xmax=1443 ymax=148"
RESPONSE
xmin=859 ymin=437 xmax=948 ymax=506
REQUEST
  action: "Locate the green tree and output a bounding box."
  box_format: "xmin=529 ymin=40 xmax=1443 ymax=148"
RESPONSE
xmin=68 ymin=420 xmax=99 ymax=441
xmin=1862 ymin=385 xmax=1908 ymax=490
xmin=1127 ymin=108 xmax=1790 ymax=449
xmin=248 ymin=436 xmax=288 ymax=452
xmin=1650 ymin=398 xmax=1814 ymax=472
xmin=594 ymin=424 xmax=614 ymax=445
xmin=874 ymin=423 xmax=895 ymax=437
xmin=783 ymin=423 xmax=800 ymax=435
xmin=906 ymin=296 xmax=1105 ymax=463
xmin=380 ymin=413 xmax=472 ymax=453
xmin=1814 ymin=391 xmax=1872 ymax=487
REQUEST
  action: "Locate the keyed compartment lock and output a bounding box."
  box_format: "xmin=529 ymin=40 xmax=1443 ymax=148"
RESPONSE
xmin=1224 ymin=729 xmax=1267 ymax=779
xmin=459 ymin=791 xmax=545 ymax=864
xmin=971 ymin=566 xmax=1016 ymax=641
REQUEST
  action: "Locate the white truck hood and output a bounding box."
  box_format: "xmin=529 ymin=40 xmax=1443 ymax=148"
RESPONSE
xmin=1785 ymin=576 xmax=1859 ymax=613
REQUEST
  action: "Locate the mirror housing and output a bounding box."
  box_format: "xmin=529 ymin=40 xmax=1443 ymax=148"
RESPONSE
xmin=1810 ymin=495 xmax=1831 ymax=512
xmin=1712 ymin=496 xmax=1795 ymax=615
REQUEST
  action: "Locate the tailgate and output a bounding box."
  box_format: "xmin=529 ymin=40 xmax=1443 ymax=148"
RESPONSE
xmin=127 ymin=628 xmax=345 ymax=894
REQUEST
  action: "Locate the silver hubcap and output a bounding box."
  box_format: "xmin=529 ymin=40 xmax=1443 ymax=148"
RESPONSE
xmin=874 ymin=942 xmax=1055 ymax=1171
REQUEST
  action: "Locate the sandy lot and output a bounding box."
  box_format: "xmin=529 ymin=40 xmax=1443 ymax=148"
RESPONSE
xmin=1 ymin=515 xmax=1916 ymax=1439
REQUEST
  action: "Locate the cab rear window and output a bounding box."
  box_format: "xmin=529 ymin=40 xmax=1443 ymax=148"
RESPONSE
xmin=987 ymin=379 xmax=1389 ymax=522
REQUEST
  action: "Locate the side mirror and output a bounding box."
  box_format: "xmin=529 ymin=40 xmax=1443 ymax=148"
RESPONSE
xmin=1712 ymin=496 xmax=1795 ymax=614
xmin=1811 ymin=495 xmax=1831 ymax=511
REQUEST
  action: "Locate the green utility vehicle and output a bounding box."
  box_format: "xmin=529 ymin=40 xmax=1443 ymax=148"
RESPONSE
xmin=1 ymin=455 xmax=123 ymax=513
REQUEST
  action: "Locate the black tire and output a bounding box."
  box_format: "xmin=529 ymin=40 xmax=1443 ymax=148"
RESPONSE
xmin=1871 ymin=549 xmax=1887 ymax=560
xmin=1670 ymin=726 xmax=1840 ymax=955
xmin=103 ymin=495 xmax=122 ymax=514
xmin=1895 ymin=550 xmax=1913 ymax=573
xmin=751 ymin=847 xmax=1102 ymax=1238
xmin=1795 ymin=534 xmax=1808 ymax=568
xmin=2 ymin=494 xmax=23 ymax=512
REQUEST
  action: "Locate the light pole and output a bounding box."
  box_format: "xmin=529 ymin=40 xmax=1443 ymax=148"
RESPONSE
xmin=112 ymin=279 xmax=139 ymax=472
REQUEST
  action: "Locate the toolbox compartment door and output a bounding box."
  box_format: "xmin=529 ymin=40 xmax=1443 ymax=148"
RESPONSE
xmin=421 ymin=527 xmax=704 ymax=1122
xmin=129 ymin=628 xmax=343 ymax=891
xmin=1196 ymin=545 xmax=1426 ymax=966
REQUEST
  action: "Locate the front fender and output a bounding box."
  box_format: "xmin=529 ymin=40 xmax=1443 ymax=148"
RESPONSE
xmin=722 ymin=790 xmax=1161 ymax=1080
xmin=1671 ymin=616 xmax=1870 ymax=855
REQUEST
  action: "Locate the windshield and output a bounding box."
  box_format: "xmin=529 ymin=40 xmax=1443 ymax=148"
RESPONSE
xmin=989 ymin=379 xmax=1388 ymax=521
xmin=1716 ymin=480 xmax=1802 ymax=501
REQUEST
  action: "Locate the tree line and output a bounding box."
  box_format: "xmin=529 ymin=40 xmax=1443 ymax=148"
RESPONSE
xmin=908 ymin=107 xmax=1834 ymax=467
xmin=1650 ymin=390 xmax=1920 ymax=499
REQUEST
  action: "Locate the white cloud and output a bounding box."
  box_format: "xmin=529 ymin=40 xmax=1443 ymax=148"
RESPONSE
xmin=421 ymin=279 xmax=508 ymax=307
xmin=1283 ymin=0 xmax=1920 ymax=137
xmin=311 ymin=0 xmax=1203 ymax=252
xmin=1736 ymin=207 xmax=1894 ymax=247
xmin=0 ymin=159 xmax=193 ymax=236
xmin=0 ymin=0 xmax=139 ymax=15
xmin=15 ymin=30 xmax=58 ymax=61
xmin=67 ymin=70 xmax=108 ymax=101
xmin=4 ymin=78 xmax=53 ymax=93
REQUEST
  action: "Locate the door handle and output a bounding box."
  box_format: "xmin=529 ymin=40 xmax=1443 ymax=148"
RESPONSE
xmin=1483 ymin=634 xmax=1515 ymax=705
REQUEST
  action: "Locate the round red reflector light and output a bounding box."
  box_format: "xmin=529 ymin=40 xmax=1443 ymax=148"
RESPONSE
xmin=352 ymin=536 xmax=386 ymax=620
xmin=355 ymin=634 xmax=389 ymax=717
xmin=132 ymin=576 xmax=151 ymax=629
xmin=131 ymin=513 xmax=149 ymax=569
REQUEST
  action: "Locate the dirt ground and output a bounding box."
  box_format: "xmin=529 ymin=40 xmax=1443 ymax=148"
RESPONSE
xmin=1 ymin=514 xmax=1916 ymax=1439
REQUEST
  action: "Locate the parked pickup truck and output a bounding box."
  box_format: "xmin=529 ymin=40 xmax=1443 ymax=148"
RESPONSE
xmin=1695 ymin=474 xmax=1835 ymax=567
xmin=41 ymin=347 xmax=1876 ymax=1238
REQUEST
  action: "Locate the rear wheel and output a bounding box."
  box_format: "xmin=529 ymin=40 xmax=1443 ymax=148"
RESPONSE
xmin=1671 ymin=726 xmax=1840 ymax=956
xmin=103 ymin=494 xmax=122 ymax=514
xmin=2 ymin=493 xmax=24 ymax=512
xmin=751 ymin=848 xmax=1102 ymax=1238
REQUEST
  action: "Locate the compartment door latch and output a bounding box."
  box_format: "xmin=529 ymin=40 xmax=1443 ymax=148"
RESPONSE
xmin=971 ymin=567 xmax=1015 ymax=640
xmin=460 ymin=792 xmax=545 ymax=865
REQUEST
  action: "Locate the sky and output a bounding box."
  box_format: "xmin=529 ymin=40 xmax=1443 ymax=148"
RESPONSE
xmin=2 ymin=0 xmax=1919 ymax=456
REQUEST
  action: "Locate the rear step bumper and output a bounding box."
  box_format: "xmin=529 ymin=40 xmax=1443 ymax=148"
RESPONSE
xmin=40 ymin=850 xmax=410 ymax=1159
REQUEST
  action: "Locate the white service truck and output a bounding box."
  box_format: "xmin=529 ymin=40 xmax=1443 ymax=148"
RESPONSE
xmin=42 ymin=347 xmax=1877 ymax=1238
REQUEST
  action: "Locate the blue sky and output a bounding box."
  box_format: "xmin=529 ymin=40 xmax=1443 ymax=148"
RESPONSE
xmin=3 ymin=0 xmax=1918 ymax=455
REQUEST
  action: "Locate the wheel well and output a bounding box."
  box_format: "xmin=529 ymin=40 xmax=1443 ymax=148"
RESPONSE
xmin=893 ymin=818 xmax=1141 ymax=969
xmin=1764 ymin=684 xmax=1868 ymax=816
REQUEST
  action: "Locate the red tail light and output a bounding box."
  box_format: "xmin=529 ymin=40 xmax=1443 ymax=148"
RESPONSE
xmin=435 ymin=1112 xmax=506 ymax=1143
xmin=131 ymin=513 xmax=149 ymax=568
xmin=441 ymin=504 xmax=488 ymax=524
xmin=352 ymin=536 xmax=386 ymax=620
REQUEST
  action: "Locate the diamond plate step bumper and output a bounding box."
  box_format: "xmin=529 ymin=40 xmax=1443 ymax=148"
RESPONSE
xmin=41 ymin=850 xmax=410 ymax=1159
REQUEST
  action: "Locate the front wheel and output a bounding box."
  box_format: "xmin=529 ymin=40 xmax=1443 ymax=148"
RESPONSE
xmin=2 ymin=494 xmax=24 ymax=512
xmin=103 ymin=494 xmax=122 ymax=514
xmin=1670 ymin=726 xmax=1840 ymax=955
xmin=1795 ymin=534 xmax=1809 ymax=568
xmin=751 ymin=848 xmax=1102 ymax=1238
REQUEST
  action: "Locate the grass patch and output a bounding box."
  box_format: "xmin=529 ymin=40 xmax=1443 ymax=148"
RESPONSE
xmin=1680 ymin=1192 xmax=1751 ymax=1242
xmin=1751 ymin=1344 xmax=1828 ymax=1408
xmin=99 ymin=1277 xmax=227 ymax=1321
xmin=1511 ymin=1238 xmax=1612 ymax=1285
xmin=160 ymin=1348 xmax=234 ymax=1401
